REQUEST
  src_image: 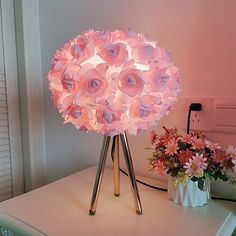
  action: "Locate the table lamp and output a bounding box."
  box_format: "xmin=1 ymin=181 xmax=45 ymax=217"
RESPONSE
xmin=47 ymin=29 xmax=181 ymax=215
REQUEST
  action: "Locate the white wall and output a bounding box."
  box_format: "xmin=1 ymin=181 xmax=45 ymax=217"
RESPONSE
xmin=38 ymin=0 xmax=236 ymax=198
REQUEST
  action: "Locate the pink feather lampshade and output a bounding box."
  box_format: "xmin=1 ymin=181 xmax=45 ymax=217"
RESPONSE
xmin=47 ymin=29 xmax=181 ymax=136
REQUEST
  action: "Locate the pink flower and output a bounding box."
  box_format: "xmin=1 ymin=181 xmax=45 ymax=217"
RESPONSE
xmin=155 ymin=160 xmax=166 ymax=176
xmin=166 ymin=67 xmax=182 ymax=96
xmin=165 ymin=139 xmax=179 ymax=155
xmin=63 ymin=105 xmax=93 ymax=131
xmin=145 ymin=67 xmax=170 ymax=92
xmin=212 ymin=149 xmax=226 ymax=164
xmin=60 ymin=95 xmax=74 ymax=112
xmin=184 ymin=155 xmax=205 ymax=178
xmin=61 ymin=75 xmax=76 ymax=93
xmin=140 ymin=94 xmax=162 ymax=112
xmin=205 ymin=140 xmax=221 ymax=151
xmin=177 ymin=150 xmax=193 ymax=165
xmin=80 ymin=65 xmax=109 ymax=98
xmin=129 ymin=98 xmax=153 ymax=119
xmin=91 ymin=30 xmax=112 ymax=46
xmin=70 ymin=36 xmax=94 ymax=63
xmin=192 ymin=153 xmax=207 ymax=170
xmin=191 ymin=136 xmax=205 ymax=150
xmin=97 ymin=43 xmax=128 ymax=66
xmin=181 ymin=134 xmax=192 ymax=144
xmin=63 ymin=104 xmax=82 ymax=118
xmin=226 ymin=145 xmax=236 ymax=158
xmin=96 ymin=106 xmax=125 ymax=135
xmin=119 ymin=68 xmax=144 ymax=97
xmin=124 ymin=29 xmax=148 ymax=47
xmin=50 ymin=57 xmax=66 ymax=73
xmin=184 ymin=160 xmax=204 ymax=178
xmin=132 ymin=44 xmax=157 ymax=64
xmin=96 ymin=107 xmax=122 ymax=125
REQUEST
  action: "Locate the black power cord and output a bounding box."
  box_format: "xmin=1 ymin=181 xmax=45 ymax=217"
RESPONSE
xmin=187 ymin=103 xmax=202 ymax=134
xmin=118 ymin=166 xmax=167 ymax=192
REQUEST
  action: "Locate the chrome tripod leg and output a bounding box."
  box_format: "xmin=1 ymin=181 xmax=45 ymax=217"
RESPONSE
xmin=111 ymin=135 xmax=120 ymax=197
xmin=120 ymin=133 xmax=143 ymax=215
xmin=89 ymin=135 xmax=111 ymax=215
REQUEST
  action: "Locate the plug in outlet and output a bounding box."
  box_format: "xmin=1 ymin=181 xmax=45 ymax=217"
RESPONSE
xmin=181 ymin=98 xmax=213 ymax=131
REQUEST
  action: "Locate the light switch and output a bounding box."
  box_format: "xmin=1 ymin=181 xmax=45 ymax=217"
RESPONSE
xmin=213 ymin=99 xmax=236 ymax=133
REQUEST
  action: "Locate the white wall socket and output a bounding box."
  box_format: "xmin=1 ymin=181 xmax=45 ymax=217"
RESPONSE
xmin=180 ymin=98 xmax=213 ymax=131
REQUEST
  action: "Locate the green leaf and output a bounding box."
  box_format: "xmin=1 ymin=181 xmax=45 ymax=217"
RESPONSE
xmin=219 ymin=174 xmax=229 ymax=182
xmin=198 ymin=179 xmax=204 ymax=190
xmin=214 ymin=170 xmax=222 ymax=180
xmin=178 ymin=141 xmax=186 ymax=150
xmin=204 ymin=147 xmax=212 ymax=154
xmin=170 ymin=168 xmax=179 ymax=177
xmin=191 ymin=176 xmax=198 ymax=182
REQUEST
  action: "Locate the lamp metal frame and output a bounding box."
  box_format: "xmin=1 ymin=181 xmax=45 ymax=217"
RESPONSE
xmin=89 ymin=133 xmax=143 ymax=215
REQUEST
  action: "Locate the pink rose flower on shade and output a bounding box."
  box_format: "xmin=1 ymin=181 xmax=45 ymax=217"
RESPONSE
xmin=97 ymin=43 xmax=128 ymax=66
xmin=119 ymin=68 xmax=144 ymax=97
xmin=132 ymin=44 xmax=158 ymax=64
xmin=61 ymin=75 xmax=77 ymax=93
xmin=145 ymin=67 xmax=170 ymax=92
xmin=90 ymin=30 xmax=112 ymax=46
xmin=76 ymin=64 xmax=109 ymax=102
xmin=191 ymin=136 xmax=206 ymax=150
xmin=165 ymin=139 xmax=179 ymax=155
xmin=83 ymin=72 xmax=106 ymax=96
xmin=96 ymin=106 xmax=122 ymax=125
xmin=50 ymin=57 xmax=66 ymax=75
xmin=70 ymin=36 xmax=94 ymax=63
xmin=96 ymin=106 xmax=126 ymax=135
xmin=129 ymin=99 xmax=152 ymax=119
xmin=155 ymin=160 xmax=166 ymax=176
xmin=124 ymin=29 xmax=148 ymax=47
xmin=63 ymin=105 xmax=93 ymax=131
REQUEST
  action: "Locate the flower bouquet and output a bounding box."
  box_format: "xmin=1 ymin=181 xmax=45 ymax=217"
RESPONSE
xmin=147 ymin=127 xmax=236 ymax=206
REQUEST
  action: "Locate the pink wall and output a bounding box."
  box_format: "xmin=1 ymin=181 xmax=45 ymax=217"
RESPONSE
xmin=39 ymin=0 xmax=236 ymax=198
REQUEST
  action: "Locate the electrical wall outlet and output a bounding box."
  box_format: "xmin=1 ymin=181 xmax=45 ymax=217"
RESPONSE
xmin=180 ymin=98 xmax=213 ymax=131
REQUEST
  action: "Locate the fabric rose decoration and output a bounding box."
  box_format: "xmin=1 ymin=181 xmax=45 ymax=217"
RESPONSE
xmin=48 ymin=29 xmax=181 ymax=136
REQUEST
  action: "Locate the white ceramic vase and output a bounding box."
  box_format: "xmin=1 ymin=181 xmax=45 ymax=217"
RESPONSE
xmin=168 ymin=176 xmax=210 ymax=207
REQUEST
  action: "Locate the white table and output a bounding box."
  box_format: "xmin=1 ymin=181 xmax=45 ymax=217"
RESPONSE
xmin=0 ymin=166 xmax=235 ymax=236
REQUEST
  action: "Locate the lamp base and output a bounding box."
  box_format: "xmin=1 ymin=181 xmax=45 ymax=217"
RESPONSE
xmin=89 ymin=133 xmax=143 ymax=215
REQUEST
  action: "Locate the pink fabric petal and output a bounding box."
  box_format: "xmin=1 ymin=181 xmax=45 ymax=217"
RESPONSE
xmin=145 ymin=67 xmax=170 ymax=92
xmin=97 ymin=43 xmax=128 ymax=66
xmin=82 ymin=67 xmax=108 ymax=97
xmin=119 ymin=68 xmax=144 ymax=97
